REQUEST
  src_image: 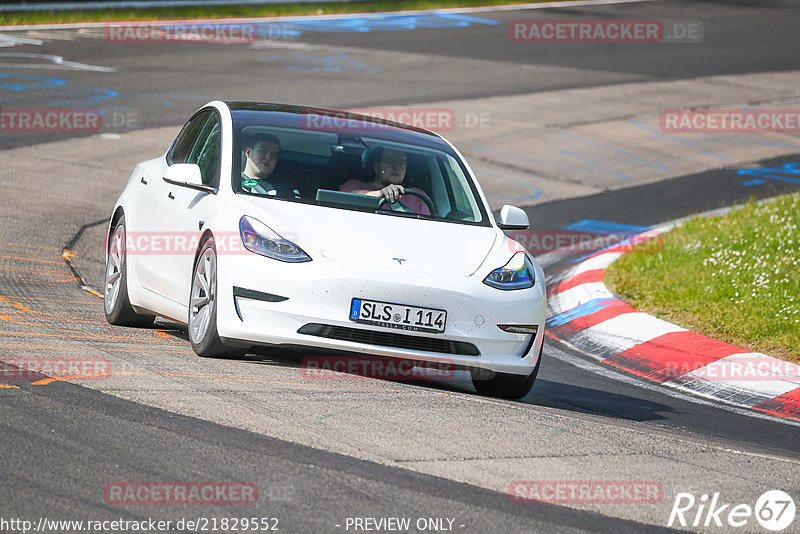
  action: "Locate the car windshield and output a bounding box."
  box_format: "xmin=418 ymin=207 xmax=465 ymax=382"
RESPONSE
xmin=231 ymin=115 xmax=490 ymax=226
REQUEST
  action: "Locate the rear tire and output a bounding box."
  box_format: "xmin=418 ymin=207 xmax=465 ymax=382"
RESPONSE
xmin=188 ymin=237 xmax=243 ymax=358
xmin=471 ymin=342 xmax=542 ymax=400
xmin=104 ymin=216 xmax=155 ymax=328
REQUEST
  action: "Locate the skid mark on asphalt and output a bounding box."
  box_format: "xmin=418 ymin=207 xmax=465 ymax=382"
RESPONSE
xmin=0 ymin=296 xmax=96 ymax=305
xmin=0 ymin=250 xmax=447 ymax=397
xmin=0 ymin=295 xmax=104 ymax=323
xmin=0 ymin=241 xmax=62 ymax=251
xmin=0 ymin=314 xmax=111 ymax=325
xmin=29 ymin=369 xmax=408 ymax=392
xmin=0 ymin=344 xmax=185 ymax=354
xmin=0 ymin=296 xmax=181 ymax=344
xmin=0 ymin=327 xmax=184 ymax=344
xmin=0 ymin=266 xmax=74 ymax=275
xmin=0 ymin=231 xmax=174 ymax=349
xmin=0 ymin=254 xmax=63 ymax=264
xmin=19 ymin=277 xmax=78 ymax=283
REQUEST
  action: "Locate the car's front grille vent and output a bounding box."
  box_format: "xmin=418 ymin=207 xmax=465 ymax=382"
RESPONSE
xmin=297 ymin=323 xmax=480 ymax=356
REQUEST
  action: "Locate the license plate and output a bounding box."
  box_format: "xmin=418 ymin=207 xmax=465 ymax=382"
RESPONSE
xmin=350 ymin=298 xmax=446 ymax=334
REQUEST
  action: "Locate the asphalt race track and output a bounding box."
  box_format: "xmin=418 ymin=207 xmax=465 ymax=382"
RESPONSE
xmin=1 ymin=1 xmax=800 ymax=532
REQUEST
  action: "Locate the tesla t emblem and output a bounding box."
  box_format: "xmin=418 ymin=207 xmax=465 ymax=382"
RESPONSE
xmin=392 ymin=257 xmax=406 ymax=265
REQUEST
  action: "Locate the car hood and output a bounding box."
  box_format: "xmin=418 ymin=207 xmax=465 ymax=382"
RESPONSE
xmin=236 ymin=197 xmax=498 ymax=277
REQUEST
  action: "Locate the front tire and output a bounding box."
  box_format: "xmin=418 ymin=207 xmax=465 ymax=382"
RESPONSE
xmin=189 ymin=237 xmax=242 ymax=358
xmin=471 ymin=342 xmax=542 ymax=400
xmin=104 ymin=216 xmax=155 ymax=328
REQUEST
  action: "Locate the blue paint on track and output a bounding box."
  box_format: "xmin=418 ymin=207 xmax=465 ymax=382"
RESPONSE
xmin=0 ymin=73 xmax=66 ymax=92
xmin=560 ymin=149 xmax=634 ymax=181
xmin=263 ymin=52 xmax=378 ymax=73
xmin=737 ymin=162 xmax=800 ymax=184
xmin=547 ymin=298 xmax=616 ymax=328
xmin=124 ymin=13 xmax=500 ymax=36
xmin=272 ymin=13 xmax=500 ymax=34
xmin=563 ymin=219 xmax=651 ymax=236
xmin=1 ymin=12 xmax=497 ymax=110
xmin=475 ymin=166 xmax=542 ymax=202
xmin=467 ymin=145 xmax=637 ymax=183
xmin=560 ymin=131 xmax=671 ymax=172
xmin=627 ymin=119 xmax=731 ymax=163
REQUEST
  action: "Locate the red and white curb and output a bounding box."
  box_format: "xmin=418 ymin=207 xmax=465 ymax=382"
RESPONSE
xmin=545 ymin=225 xmax=800 ymax=422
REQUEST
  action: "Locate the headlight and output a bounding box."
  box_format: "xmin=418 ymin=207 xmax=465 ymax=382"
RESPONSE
xmin=239 ymin=216 xmax=311 ymax=263
xmin=483 ymin=252 xmax=534 ymax=290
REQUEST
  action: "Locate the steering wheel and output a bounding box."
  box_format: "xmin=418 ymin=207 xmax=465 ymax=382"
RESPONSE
xmin=377 ymin=187 xmax=435 ymax=215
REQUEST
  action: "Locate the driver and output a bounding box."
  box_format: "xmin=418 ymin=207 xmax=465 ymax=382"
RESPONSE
xmin=339 ymin=147 xmax=431 ymax=215
xmin=242 ymin=133 xmax=281 ymax=195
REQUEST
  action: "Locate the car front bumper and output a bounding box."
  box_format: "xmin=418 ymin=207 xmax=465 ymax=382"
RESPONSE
xmin=215 ymin=250 xmax=546 ymax=376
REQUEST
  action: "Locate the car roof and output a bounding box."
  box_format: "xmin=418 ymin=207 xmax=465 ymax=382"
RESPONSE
xmin=225 ymin=101 xmax=453 ymax=151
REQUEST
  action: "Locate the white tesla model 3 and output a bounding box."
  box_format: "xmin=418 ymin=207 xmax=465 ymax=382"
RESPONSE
xmin=104 ymin=101 xmax=546 ymax=399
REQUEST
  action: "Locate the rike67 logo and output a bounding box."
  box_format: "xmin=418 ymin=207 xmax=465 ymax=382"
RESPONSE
xmin=668 ymin=490 xmax=795 ymax=531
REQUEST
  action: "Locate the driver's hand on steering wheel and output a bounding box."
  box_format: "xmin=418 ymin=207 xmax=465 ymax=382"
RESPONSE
xmin=379 ymin=184 xmax=405 ymax=203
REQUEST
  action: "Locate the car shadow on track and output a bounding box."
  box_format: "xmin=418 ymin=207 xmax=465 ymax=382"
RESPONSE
xmin=526 ymin=379 xmax=679 ymax=423
xmin=153 ymin=320 xmax=189 ymax=340
xmin=242 ymin=345 xmax=478 ymax=394
xmin=240 ymin=345 xmax=683 ymax=419
xmin=148 ymin=322 xmax=673 ymax=417
xmin=148 ymin=320 xmax=468 ymax=393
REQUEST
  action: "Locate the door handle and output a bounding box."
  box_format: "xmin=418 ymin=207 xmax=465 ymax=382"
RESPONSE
xmin=140 ymin=177 xmax=148 ymax=185
xmin=168 ymin=192 xmax=175 ymax=200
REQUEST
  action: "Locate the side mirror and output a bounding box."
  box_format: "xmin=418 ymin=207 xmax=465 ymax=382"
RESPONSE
xmin=497 ymin=205 xmax=529 ymax=230
xmin=163 ymin=164 xmax=216 ymax=193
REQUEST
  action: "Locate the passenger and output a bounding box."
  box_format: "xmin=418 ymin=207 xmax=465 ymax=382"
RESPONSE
xmin=241 ymin=133 xmax=281 ymax=195
xmin=339 ymin=147 xmax=431 ymax=215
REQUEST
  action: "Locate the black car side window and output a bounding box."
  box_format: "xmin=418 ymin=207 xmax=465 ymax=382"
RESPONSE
xmin=189 ymin=116 xmax=222 ymax=187
xmin=167 ymin=110 xmax=213 ymax=165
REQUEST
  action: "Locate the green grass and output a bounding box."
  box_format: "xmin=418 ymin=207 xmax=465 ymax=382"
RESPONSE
xmin=0 ymin=1 xmax=555 ymax=25
xmin=605 ymin=193 xmax=800 ymax=363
